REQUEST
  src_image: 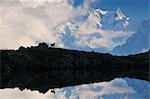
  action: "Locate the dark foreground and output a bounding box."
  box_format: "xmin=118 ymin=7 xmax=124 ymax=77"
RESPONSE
xmin=0 ymin=43 xmax=149 ymax=93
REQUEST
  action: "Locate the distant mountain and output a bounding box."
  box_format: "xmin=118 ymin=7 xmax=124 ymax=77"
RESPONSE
xmin=56 ymin=8 xmax=129 ymax=33
xmin=112 ymin=20 xmax=150 ymax=55
xmin=100 ymin=7 xmax=129 ymax=31
xmin=54 ymin=8 xmax=129 ymax=51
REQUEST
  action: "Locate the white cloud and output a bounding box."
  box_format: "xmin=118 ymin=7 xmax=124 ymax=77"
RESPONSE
xmin=75 ymin=27 xmax=133 ymax=50
xmin=19 ymin=0 xmax=66 ymax=8
xmin=0 ymin=0 xmax=73 ymax=49
xmin=0 ymin=7 xmax=61 ymax=49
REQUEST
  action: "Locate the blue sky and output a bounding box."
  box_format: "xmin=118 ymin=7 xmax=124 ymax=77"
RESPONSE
xmin=72 ymin=0 xmax=149 ymax=21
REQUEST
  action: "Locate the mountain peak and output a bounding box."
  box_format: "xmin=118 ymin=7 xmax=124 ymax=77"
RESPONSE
xmin=116 ymin=7 xmax=126 ymax=20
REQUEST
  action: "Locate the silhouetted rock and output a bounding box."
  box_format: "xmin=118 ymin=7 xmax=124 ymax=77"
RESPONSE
xmin=19 ymin=46 xmax=26 ymax=51
xmin=37 ymin=42 xmax=49 ymax=49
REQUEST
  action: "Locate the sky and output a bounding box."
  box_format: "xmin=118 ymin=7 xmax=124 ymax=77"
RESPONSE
xmin=0 ymin=0 xmax=149 ymax=54
xmin=72 ymin=0 xmax=149 ymax=21
xmin=95 ymin=0 xmax=149 ymax=21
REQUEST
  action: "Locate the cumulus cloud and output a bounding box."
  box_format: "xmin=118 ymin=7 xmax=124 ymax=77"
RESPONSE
xmin=0 ymin=0 xmax=133 ymax=51
xmin=0 ymin=0 xmax=73 ymax=49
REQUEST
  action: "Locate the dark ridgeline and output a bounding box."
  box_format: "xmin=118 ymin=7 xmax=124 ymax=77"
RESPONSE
xmin=0 ymin=43 xmax=149 ymax=93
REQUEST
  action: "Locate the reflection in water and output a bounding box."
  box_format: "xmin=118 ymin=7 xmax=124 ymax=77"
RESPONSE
xmin=3 ymin=69 xmax=103 ymax=88
xmin=1 ymin=68 xmax=144 ymax=93
xmin=0 ymin=78 xmax=150 ymax=99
